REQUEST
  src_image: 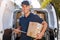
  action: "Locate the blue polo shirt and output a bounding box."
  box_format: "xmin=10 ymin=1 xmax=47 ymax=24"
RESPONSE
xmin=19 ymin=13 xmax=43 ymax=40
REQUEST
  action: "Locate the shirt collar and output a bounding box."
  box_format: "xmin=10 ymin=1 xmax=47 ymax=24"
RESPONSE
xmin=24 ymin=13 xmax=32 ymax=18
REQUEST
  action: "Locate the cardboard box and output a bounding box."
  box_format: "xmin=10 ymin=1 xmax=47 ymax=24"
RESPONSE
xmin=37 ymin=13 xmax=45 ymax=20
xmin=27 ymin=22 xmax=43 ymax=38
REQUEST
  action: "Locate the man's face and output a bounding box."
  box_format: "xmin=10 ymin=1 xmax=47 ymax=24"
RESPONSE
xmin=22 ymin=5 xmax=30 ymax=14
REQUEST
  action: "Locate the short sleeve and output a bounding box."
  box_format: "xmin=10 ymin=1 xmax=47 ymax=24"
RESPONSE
xmin=39 ymin=18 xmax=44 ymax=23
xmin=35 ymin=15 xmax=44 ymax=23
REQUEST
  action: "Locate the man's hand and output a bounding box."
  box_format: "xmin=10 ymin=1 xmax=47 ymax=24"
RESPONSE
xmin=36 ymin=32 xmax=44 ymax=39
xmin=36 ymin=21 xmax=47 ymax=39
xmin=13 ymin=29 xmax=20 ymax=34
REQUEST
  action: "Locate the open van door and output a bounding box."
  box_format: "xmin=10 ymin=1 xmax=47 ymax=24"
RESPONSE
xmin=0 ymin=0 xmax=6 ymax=40
xmin=0 ymin=0 xmax=15 ymax=40
xmin=46 ymin=4 xmax=58 ymax=40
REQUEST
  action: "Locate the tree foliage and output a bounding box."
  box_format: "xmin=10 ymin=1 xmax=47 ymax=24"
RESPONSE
xmin=52 ymin=0 xmax=60 ymax=17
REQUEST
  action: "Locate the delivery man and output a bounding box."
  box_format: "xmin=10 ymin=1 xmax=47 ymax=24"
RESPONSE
xmin=14 ymin=1 xmax=47 ymax=40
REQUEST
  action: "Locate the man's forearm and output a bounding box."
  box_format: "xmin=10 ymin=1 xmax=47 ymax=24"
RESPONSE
xmin=41 ymin=21 xmax=47 ymax=34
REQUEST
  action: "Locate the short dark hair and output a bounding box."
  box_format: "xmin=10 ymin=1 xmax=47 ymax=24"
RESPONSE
xmin=21 ymin=1 xmax=30 ymax=6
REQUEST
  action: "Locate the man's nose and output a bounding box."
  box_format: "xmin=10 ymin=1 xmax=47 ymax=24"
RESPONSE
xmin=23 ymin=8 xmax=26 ymax=10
